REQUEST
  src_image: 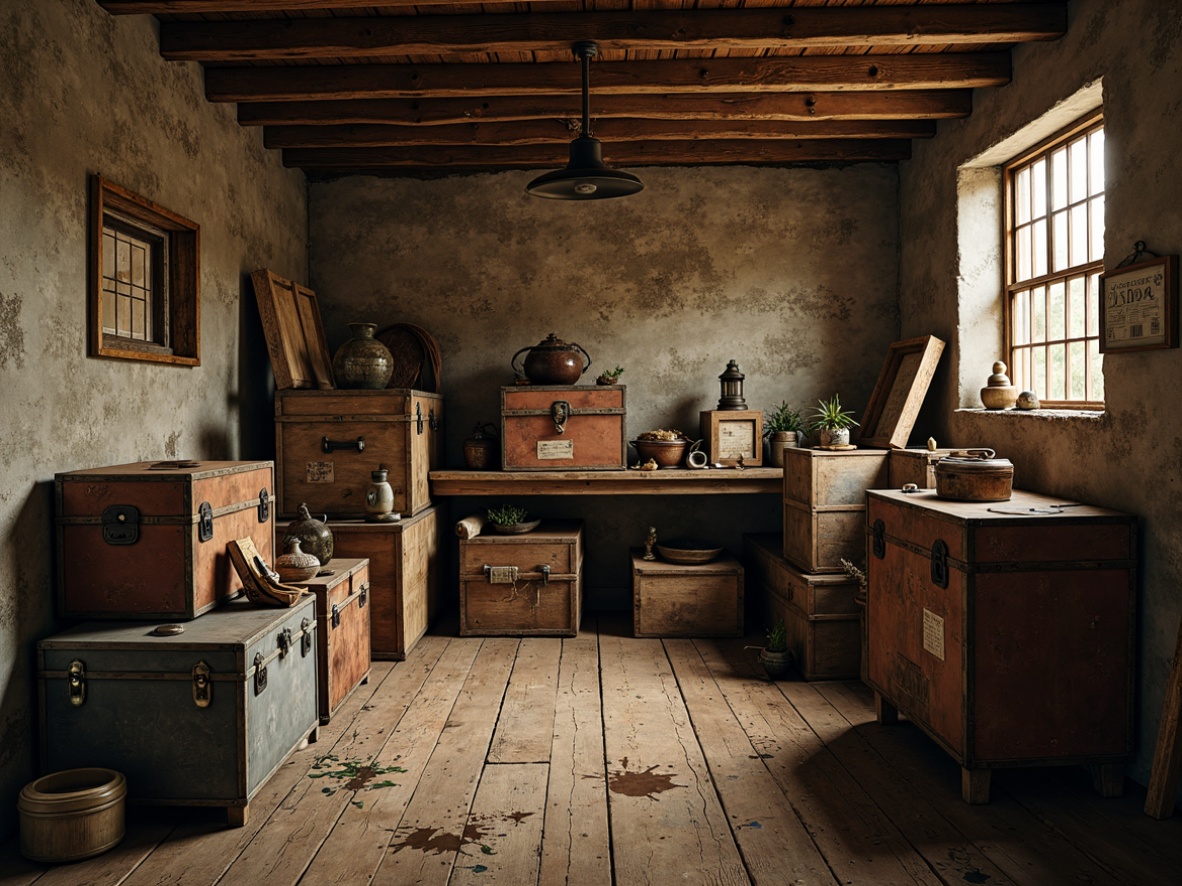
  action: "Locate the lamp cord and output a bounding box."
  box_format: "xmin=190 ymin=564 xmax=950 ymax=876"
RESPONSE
xmin=580 ymin=48 xmax=591 ymax=138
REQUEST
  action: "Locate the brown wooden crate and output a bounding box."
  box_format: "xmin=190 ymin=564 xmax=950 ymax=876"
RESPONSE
xmin=866 ymin=488 xmax=1136 ymax=771
xmin=289 ymin=557 xmax=371 ymax=723
xmin=782 ymin=500 xmax=867 ymax=574
xmin=329 ymin=506 xmax=441 ymax=660
xmin=459 ymin=521 xmax=583 ymax=636
xmin=55 ymin=460 xmax=275 ymax=620
xmin=744 ymin=535 xmax=861 ymax=680
xmin=887 ymin=447 xmax=956 ymax=489
xmin=631 ymin=551 xmax=743 ymax=638
xmin=783 ymin=446 xmax=889 ymax=507
xmin=275 ymin=388 xmax=442 ymax=518
xmin=502 ymin=386 xmax=625 ymax=471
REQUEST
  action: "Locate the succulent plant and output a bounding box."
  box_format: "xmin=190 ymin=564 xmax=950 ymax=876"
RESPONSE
xmin=486 ymin=504 xmax=530 ymax=526
xmin=809 ymin=394 xmax=860 ymax=431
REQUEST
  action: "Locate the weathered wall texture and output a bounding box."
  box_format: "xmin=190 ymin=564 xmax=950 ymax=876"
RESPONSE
xmin=310 ymin=165 xmax=900 ymax=604
xmin=0 ymin=0 xmax=306 ymax=837
xmin=899 ymin=0 xmax=1182 ymax=798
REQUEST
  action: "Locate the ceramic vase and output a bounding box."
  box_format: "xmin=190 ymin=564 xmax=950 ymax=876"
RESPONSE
xmin=759 ymin=649 xmax=794 ymax=680
xmin=274 ymin=537 xmax=321 ymax=582
xmin=767 ymin=431 xmax=799 ymax=467
xmin=818 ymin=428 xmax=850 ymax=447
xmin=332 ymin=322 xmax=393 ymax=390
xmin=285 ymin=503 xmax=334 ymax=565
xmin=364 ymin=469 xmax=398 ymax=521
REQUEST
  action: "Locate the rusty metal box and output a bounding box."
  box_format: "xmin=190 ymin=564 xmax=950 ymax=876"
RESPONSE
xmin=744 ymin=534 xmax=861 ymax=680
xmin=290 ymin=557 xmax=371 ymax=723
xmin=37 ymin=595 xmax=319 ymax=827
xmin=782 ymin=447 xmax=889 ymax=573
xmin=275 ymin=388 xmax=443 ymax=519
xmin=329 ymin=506 xmax=441 ymax=660
xmin=459 ymin=521 xmax=583 ymax=636
xmin=501 ymin=385 xmax=626 ymax=471
xmin=866 ymin=488 xmax=1136 ymax=802
xmin=55 ymin=460 xmax=276 ymax=620
xmin=631 ymin=550 xmax=744 ymax=638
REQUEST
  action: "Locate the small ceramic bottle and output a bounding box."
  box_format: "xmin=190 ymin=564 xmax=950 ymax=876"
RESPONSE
xmin=365 ymin=468 xmax=399 ymax=522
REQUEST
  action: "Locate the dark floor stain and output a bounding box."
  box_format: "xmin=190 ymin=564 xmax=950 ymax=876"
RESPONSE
xmin=608 ymin=764 xmax=685 ymax=799
xmin=307 ymin=755 xmax=407 ymax=796
xmin=507 ymin=811 xmax=534 ymax=825
xmin=390 ymin=823 xmax=492 ymax=856
xmin=963 ymin=870 xmax=990 ymax=884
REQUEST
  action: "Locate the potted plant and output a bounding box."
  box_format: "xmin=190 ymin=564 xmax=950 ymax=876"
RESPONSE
xmin=757 ymin=619 xmax=794 ymax=679
xmin=486 ymin=504 xmax=540 ymax=534
xmin=809 ymin=394 xmax=860 ymax=447
xmin=596 ymin=365 xmax=625 ymax=385
xmin=763 ymin=402 xmax=804 ymax=467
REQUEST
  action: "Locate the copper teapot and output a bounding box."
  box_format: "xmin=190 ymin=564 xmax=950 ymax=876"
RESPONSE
xmin=510 ymin=332 xmax=592 ymax=385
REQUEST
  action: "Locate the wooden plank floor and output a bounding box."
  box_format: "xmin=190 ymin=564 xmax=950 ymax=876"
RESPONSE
xmin=3 ymin=615 xmax=1180 ymax=886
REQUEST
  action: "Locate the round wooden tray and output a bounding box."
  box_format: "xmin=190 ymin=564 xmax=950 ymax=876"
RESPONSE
xmin=654 ymin=539 xmax=723 ymax=564
xmin=490 ymin=519 xmax=541 ymax=535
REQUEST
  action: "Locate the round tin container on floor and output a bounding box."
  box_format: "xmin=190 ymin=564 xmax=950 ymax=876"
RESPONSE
xmin=18 ymin=768 xmax=126 ymax=863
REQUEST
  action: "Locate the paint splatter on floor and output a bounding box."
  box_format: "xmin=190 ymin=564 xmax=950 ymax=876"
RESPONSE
xmin=506 ymin=811 xmax=534 ymax=825
xmin=389 ymin=823 xmax=493 ymax=856
xmin=308 ymin=755 xmax=407 ymax=797
xmin=608 ymin=763 xmax=685 ymax=799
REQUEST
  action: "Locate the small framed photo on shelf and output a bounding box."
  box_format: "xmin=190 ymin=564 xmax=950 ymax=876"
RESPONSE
xmin=1099 ymin=252 xmax=1179 ymax=353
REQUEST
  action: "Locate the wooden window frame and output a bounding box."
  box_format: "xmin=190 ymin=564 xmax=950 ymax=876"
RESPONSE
xmin=90 ymin=175 xmax=200 ymax=366
xmin=1002 ymin=112 xmax=1104 ymax=409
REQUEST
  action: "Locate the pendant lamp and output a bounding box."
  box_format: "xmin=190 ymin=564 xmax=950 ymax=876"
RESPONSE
xmin=526 ymin=41 xmax=644 ymax=201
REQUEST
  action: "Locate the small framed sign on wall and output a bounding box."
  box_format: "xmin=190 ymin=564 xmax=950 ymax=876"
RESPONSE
xmin=1099 ymin=244 xmax=1179 ymax=353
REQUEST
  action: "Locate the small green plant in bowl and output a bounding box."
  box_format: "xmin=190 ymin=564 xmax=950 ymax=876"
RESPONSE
xmin=809 ymin=394 xmax=860 ymax=446
xmin=596 ymin=366 xmax=625 ymax=385
xmin=486 ymin=504 xmax=540 ymax=535
xmin=757 ymin=619 xmax=794 ymax=679
xmin=764 ymin=402 xmax=804 ymax=435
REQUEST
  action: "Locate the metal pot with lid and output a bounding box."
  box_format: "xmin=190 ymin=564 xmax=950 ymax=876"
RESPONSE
xmin=934 ymin=449 xmax=1014 ymax=502
xmin=511 ymin=333 xmax=592 ymax=386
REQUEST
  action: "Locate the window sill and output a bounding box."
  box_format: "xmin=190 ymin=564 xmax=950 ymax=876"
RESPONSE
xmin=955 ymin=407 xmax=1104 ymax=422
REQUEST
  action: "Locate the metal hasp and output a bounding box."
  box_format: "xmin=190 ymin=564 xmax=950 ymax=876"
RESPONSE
xmin=551 ymin=400 xmax=572 ymax=434
xmin=253 ymin=652 xmax=268 ymax=695
xmin=192 ymin=661 xmax=212 ymax=708
xmin=930 ymin=539 xmax=949 ymax=589
xmin=67 ymin=659 xmax=86 ymax=707
xmin=101 ymin=505 xmax=139 ymax=546
xmin=322 ymin=436 xmax=365 ymax=453
xmin=278 ymin=627 xmax=293 ymax=659
xmin=359 ymin=582 xmax=369 ymax=609
xmin=429 ymin=407 xmax=439 ymax=432
xmin=872 ymin=519 xmax=886 ymax=560
xmin=331 ymin=603 xmax=341 ymax=629
xmin=198 ymin=501 xmax=214 ymax=542
xmin=300 ymin=617 xmax=313 ymax=656
xmin=257 ymin=489 xmax=270 ymax=524
xmin=541 ymin=564 xmax=551 ymax=587
xmin=416 ymin=402 xmax=424 ymax=435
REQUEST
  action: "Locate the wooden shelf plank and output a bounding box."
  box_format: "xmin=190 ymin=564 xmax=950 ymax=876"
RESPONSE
xmin=429 ymin=467 xmax=783 ymax=495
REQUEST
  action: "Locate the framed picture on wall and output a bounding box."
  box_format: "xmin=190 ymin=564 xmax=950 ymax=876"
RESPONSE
xmin=1099 ymin=253 xmax=1179 ymax=353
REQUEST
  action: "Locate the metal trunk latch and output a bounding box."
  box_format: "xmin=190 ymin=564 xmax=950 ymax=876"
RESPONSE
xmin=416 ymin=402 xmax=424 ymax=435
xmin=930 ymin=539 xmax=949 ymax=589
xmin=192 ymin=661 xmax=212 ymax=708
xmin=102 ymin=505 xmax=140 ymax=546
xmin=258 ymin=489 xmax=271 ymax=523
xmin=429 ymin=407 xmax=439 ymax=432
xmin=331 ymin=603 xmax=341 ymax=629
xmin=359 ymin=582 xmax=369 ymax=609
xmin=872 ymin=520 xmax=886 ymax=560
xmin=550 ymin=400 xmax=572 ymax=434
xmin=540 ymin=564 xmax=551 ymax=586
xmin=300 ymin=617 xmax=313 ymax=656
xmin=68 ymin=659 xmax=86 ymax=706
xmin=278 ymin=627 xmax=293 ymax=659
xmin=197 ymin=501 xmax=214 ymax=542
xmin=253 ymin=652 xmax=268 ymax=695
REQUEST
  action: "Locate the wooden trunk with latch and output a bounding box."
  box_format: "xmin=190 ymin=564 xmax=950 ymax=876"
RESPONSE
xmin=501 ymin=386 xmax=626 ymax=471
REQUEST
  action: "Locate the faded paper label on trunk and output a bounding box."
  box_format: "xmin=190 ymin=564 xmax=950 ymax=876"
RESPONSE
xmin=537 ymin=440 xmax=574 ymax=460
xmin=922 ymin=608 xmax=945 ymax=661
xmin=306 ymin=461 xmax=334 ymax=483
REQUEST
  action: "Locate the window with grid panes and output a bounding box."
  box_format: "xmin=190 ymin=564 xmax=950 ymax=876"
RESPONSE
xmin=1005 ymin=113 xmax=1105 ymax=407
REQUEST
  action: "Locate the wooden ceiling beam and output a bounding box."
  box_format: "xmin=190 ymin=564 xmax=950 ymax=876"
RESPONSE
xmin=282 ymin=138 xmax=912 ymax=169
xmin=263 ymin=118 xmax=936 ymax=149
xmin=99 ymin=0 xmax=570 ymax=11
xmin=238 ymin=90 xmax=972 ymax=127
xmin=205 ymin=54 xmax=1010 ymax=102
xmin=160 ymin=6 xmax=1064 ymax=61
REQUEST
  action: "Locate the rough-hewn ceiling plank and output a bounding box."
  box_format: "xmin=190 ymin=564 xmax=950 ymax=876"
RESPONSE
xmin=262 ymin=118 xmax=936 ymax=149
xmin=205 ymin=54 xmax=1010 ymax=102
xmin=236 ymin=90 xmax=972 ymax=127
xmin=283 ymin=138 xmax=912 ymax=169
xmin=99 ymin=0 xmax=567 ymax=11
xmin=160 ymin=6 xmax=1065 ymax=61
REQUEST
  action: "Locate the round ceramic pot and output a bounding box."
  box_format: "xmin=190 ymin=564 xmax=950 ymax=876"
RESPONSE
xmin=365 ymin=469 xmax=396 ymax=520
xmin=274 ymin=537 xmax=320 ymax=582
xmin=767 ymin=431 xmax=799 ymax=467
xmin=631 ymin=438 xmax=690 ymax=468
xmin=818 ymin=428 xmax=850 ymax=447
xmin=759 ymin=649 xmax=794 ymax=680
xmin=510 ymin=333 xmax=591 ymax=385
xmin=463 ymin=423 xmax=499 ymax=470
xmin=285 ymin=503 xmax=334 ymax=565
xmin=332 ymin=322 xmax=394 ymax=390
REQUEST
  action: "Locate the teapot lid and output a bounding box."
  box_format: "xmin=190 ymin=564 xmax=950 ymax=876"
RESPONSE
xmin=529 ymin=332 xmax=579 ymax=352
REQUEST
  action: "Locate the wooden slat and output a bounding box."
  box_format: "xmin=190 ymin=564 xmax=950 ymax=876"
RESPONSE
xmin=428 ymin=468 xmax=783 ymax=496
xmin=450 ymin=764 xmax=548 ymax=886
xmin=598 ymin=632 xmax=748 ymax=885
xmin=159 ymin=7 xmax=1066 ymax=61
xmin=263 ymin=118 xmax=935 ymax=149
xmin=1145 ymin=613 xmax=1182 ymax=818
xmin=487 ymin=637 xmax=562 ymax=764
xmin=204 ymin=53 xmax=1012 ymax=102
xmin=664 ymin=639 xmax=837 ymax=885
xmin=238 ymin=89 xmax=973 ymax=127
xmin=368 ymin=638 xmax=519 ymax=886
xmin=101 ymin=0 xmax=575 ymax=10
xmin=539 ymin=629 xmax=611 ymax=886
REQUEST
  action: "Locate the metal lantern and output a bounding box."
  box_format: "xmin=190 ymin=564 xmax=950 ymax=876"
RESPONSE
xmin=716 ymin=360 xmax=747 ymax=410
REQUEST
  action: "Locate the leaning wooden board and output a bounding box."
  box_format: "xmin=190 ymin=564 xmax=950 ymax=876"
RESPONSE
xmin=37 ymin=595 xmax=319 ymax=828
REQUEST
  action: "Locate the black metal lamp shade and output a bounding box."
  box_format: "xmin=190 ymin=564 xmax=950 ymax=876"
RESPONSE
xmin=526 ymin=41 xmax=644 ymax=201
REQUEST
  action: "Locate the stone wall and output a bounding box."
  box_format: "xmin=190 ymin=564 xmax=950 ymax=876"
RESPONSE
xmin=899 ymin=0 xmax=1182 ymax=799
xmin=0 ymin=0 xmax=307 ymax=837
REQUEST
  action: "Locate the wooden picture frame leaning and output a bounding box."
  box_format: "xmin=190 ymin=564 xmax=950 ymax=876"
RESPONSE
xmin=857 ymin=335 xmax=946 ymax=449
xmin=250 ymin=269 xmax=335 ymax=390
xmin=1099 ymin=254 xmax=1179 ymax=353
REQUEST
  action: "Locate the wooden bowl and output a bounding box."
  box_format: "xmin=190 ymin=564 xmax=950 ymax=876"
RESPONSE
xmin=654 ymin=538 xmax=724 ymax=564
xmin=632 ymin=439 xmax=690 ymax=468
xmin=490 ymin=519 xmax=541 ymax=535
xmin=19 ymin=768 xmax=126 ymax=863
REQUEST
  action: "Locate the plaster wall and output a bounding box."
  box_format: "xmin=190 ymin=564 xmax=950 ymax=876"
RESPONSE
xmin=899 ymin=0 xmax=1182 ymax=801
xmin=310 ymin=166 xmax=901 ymax=605
xmin=0 ymin=0 xmax=307 ymax=837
